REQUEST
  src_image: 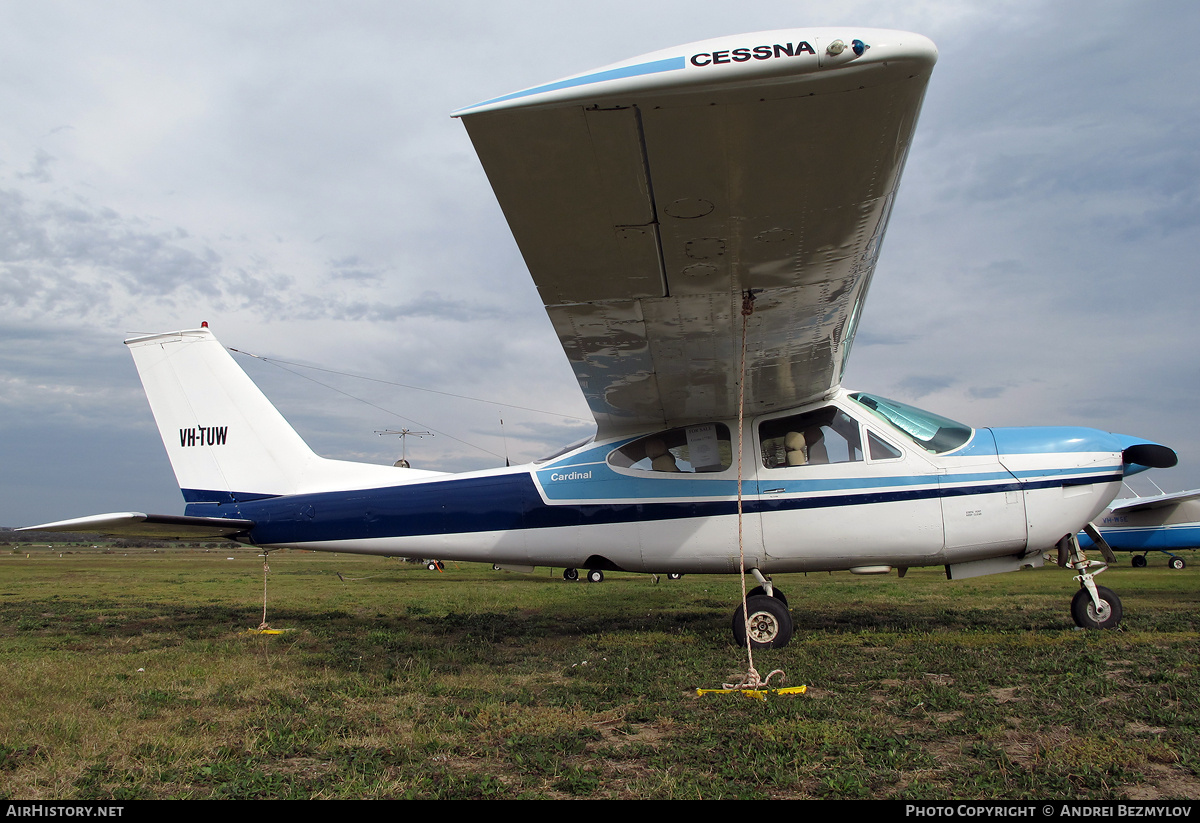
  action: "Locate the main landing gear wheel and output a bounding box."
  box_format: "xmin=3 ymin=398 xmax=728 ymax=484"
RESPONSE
xmin=1071 ymin=585 xmax=1123 ymax=630
xmin=587 ymin=569 xmax=604 ymax=583
xmin=731 ymin=595 xmax=793 ymax=649
xmin=426 ymin=561 xmax=444 ymax=571
xmin=667 ymin=573 xmax=683 ymax=580
xmin=1132 ymin=555 xmax=1147 ymax=568
xmin=563 ymin=567 xmax=579 ymax=581
xmin=1169 ymin=557 xmax=1186 ymax=570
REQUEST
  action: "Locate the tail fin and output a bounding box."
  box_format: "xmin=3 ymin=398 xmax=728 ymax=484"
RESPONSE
xmin=126 ymin=327 xmax=318 ymax=498
xmin=128 ymin=327 xmax=443 ymax=503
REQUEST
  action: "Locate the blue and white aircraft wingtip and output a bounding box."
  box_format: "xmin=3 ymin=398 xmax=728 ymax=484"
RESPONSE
xmin=452 ymin=28 xmax=937 ymax=118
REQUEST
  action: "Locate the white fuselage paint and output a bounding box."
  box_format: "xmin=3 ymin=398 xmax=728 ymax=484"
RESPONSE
xmin=247 ymin=392 xmax=1124 ymax=576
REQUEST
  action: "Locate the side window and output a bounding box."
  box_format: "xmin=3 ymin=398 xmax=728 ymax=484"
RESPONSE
xmin=867 ymin=430 xmax=902 ymax=461
xmin=761 ymin=407 xmax=863 ymax=469
xmin=608 ymin=423 xmax=732 ymax=473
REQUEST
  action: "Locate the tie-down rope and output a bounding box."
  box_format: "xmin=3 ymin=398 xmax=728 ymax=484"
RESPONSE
xmin=726 ymin=290 xmax=785 ymax=691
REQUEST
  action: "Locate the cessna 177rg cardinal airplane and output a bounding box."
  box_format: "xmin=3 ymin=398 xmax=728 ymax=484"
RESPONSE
xmin=23 ymin=29 xmax=1177 ymax=648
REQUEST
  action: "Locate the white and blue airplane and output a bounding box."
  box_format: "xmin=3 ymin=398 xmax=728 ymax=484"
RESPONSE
xmin=1080 ymin=490 xmax=1199 ymax=569
xmin=23 ymin=29 xmax=1178 ymax=647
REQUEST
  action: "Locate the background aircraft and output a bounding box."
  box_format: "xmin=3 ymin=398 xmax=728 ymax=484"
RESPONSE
xmin=1080 ymin=489 xmax=1199 ymax=569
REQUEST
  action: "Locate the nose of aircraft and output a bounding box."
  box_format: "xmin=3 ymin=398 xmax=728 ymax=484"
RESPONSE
xmin=1114 ymin=435 xmax=1178 ymax=475
xmin=989 ymin=427 xmax=1176 ymax=479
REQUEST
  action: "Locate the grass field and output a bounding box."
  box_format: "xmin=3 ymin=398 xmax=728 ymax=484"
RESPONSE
xmin=0 ymin=544 xmax=1197 ymax=799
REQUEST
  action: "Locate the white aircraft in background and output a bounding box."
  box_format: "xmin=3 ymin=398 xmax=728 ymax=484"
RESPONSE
xmin=24 ymin=29 xmax=1177 ymax=648
xmin=1080 ymin=490 xmax=1199 ymax=569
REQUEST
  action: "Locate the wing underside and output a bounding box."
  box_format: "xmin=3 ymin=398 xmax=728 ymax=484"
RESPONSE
xmin=458 ymin=29 xmax=937 ymax=436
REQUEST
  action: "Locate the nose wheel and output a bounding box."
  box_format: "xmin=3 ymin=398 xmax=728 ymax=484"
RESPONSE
xmin=1071 ymin=585 xmax=1122 ymax=629
xmin=1059 ymin=533 xmax=1123 ymax=630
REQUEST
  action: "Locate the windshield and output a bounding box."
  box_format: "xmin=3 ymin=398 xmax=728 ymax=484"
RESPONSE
xmin=848 ymin=393 xmax=973 ymax=454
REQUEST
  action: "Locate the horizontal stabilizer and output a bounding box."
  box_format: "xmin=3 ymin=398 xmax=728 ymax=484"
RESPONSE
xmin=19 ymin=512 xmax=255 ymax=540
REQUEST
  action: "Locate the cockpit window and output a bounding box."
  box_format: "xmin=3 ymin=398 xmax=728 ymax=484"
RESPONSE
xmin=760 ymin=407 xmax=863 ymax=468
xmin=867 ymin=430 xmax=902 ymax=460
xmin=608 ymin=423 xmax=732 ymax=473
xmin=848 ymin=393 xmax=973 ymax=454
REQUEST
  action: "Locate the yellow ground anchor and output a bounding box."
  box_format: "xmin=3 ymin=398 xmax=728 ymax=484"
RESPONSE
xmin=697 ymin=685 xmax=807 ymax=701
xmin=243 ymin=554 xmax=287 ymax=634
xmin=698 ymin=668 xmax=807 ymax=700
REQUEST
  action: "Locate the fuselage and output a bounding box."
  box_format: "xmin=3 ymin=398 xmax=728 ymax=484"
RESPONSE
xmin=183 ymin=389 xmax=1133 ymax=575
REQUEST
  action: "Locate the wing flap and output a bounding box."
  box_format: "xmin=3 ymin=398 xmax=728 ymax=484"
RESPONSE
xmin=465 ymin=106 xmax=666 ymax=304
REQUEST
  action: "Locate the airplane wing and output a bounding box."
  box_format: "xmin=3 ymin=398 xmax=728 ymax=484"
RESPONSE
xmin=455 ymin=29 xmax=937 ymax=437
xmin=1108 ymin=489 xmax=1200 ymax=515
xmin=18 ymin=513 xmax=256 ymax=540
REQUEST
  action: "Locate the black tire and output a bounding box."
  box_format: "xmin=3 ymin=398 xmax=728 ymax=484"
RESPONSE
xmin=746 ymin=585 xmax=788 ymax=608
xmin=731 ymin=595 xmax=793 ymax=649
xmin=427 ymin=562 xmax=437 ymax=571
xmin=1071 ymin=586 xmax=1122 ymax=629
xmin=563 ymin=567 xmax=579 ymax=581
xmin=667 ymin=573 xmax=683 ymax=580
xmin=1132 ymin=555 xmax=1147 ymax=568
xmin=1169 ymin=557 xmax=1186 ymax=570
xmin=587 ymin=569 xmax=604 ymax=583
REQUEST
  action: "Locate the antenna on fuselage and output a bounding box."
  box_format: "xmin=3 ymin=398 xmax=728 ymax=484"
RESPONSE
xmin=376 ymin=428 xmax=433 ymax=468
xmin=500 ymin=415 xmax=509 ymax=467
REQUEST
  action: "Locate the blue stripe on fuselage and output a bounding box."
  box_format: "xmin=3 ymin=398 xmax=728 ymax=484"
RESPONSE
xmin=183 ymin=467 xmax=1122 ymax=546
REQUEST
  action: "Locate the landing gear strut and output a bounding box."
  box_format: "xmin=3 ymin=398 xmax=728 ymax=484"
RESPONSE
xmin=1058 ymin=534 xmax=1123 ymax=630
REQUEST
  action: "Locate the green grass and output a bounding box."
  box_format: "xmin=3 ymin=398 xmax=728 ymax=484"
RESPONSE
xmin=0 ymin=545 xmax=1197 ymax=798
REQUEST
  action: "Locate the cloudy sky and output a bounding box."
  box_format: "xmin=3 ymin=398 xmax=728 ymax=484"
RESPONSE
xmin=2 ymin=0 xmax=1197 ymax=527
